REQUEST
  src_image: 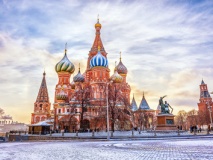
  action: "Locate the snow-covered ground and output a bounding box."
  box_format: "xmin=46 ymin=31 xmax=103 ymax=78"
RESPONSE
xmin=0 ymin=138 xmax=213 ymax=160
xmin=31 ymin=130 xmax=192 ymax=137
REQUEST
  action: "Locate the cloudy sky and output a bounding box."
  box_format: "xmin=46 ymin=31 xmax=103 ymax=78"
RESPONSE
xmin=0 ymin=0 xmax=213 ymax=123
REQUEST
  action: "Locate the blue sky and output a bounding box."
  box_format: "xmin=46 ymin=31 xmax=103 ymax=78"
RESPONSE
xmin=0 ymin=0 xmax=213 ymax=123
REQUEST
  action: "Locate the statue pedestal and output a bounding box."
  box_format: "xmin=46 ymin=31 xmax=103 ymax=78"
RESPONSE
xmin=155 ymin=114 xmax=177 ymax=131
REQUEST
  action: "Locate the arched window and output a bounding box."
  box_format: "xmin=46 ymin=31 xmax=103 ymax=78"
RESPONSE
xmin=41 ymin=116 xmax=45 ymax=121
xmin=35 ymin=117 xmax=40 ymax=123
xmin=40 ymin=104 xmax=42 ymax=110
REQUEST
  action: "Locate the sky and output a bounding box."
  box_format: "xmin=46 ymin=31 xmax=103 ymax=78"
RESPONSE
xmin=0 ymin=0 xmax=213 ymax=123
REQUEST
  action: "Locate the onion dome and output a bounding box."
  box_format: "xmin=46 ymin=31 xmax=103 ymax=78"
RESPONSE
xmin=57 ymin=85 xmax=62 ymax=89
xmin=56 ymin=90 xmax=68 ymax=100
xmin=55 ymin=43 xmax=75 ymax=74
xmin=73 ymin=64 xmax=85 ymax=83
xmin=110 ymin=63 xmax=123 ymax=83
xmin=95 ymin=16 xmax=102 ymax=28
xmin=116 ymin=52 xmax=127 ymax=75
xmin=90 ymin=46 xmax=108 ymax=68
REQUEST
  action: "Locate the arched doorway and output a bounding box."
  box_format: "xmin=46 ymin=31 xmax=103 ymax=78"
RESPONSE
xmin=81 ymin=119 xmax=90 ymax=131
xmin=69 ymin=117 xmax=78 ymax=133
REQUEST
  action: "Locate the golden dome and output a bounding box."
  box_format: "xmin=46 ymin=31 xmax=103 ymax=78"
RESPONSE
xmin=95 ymin=17 xmax=102 ymax=28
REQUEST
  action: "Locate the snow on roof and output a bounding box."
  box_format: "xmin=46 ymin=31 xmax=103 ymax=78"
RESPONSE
xmin=29 ymin=121 xmax=53 ymax=126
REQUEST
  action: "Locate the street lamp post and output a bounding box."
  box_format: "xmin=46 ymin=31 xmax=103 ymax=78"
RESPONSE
xmin=209 ymin=106 xmax=213 ymax=128
xmin=106 ymin=80 xmax=114 ymax=140
xmin=106 ymin=82 xmax=110 ymax=140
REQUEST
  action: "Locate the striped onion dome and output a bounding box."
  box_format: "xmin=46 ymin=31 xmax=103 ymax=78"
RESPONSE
xmin=116 ymin=60 xmax=127 ymax=75
xmin=116 ymin=53 xmax=127 ymax=75
xmin=90 ymin=47 xmax=108 ymax=68
xmin=73 ymin=66 xmax=85 ymax=83
xmin=56 ymin=90 xmax=68 ymax=100
xmin=55 ymin=48 xmax=75 ymax=74
xmin=110 ymin=68 xmax=123 ymax=83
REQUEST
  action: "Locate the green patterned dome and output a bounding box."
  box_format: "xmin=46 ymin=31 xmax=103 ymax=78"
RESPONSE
xmin=55 ymin=53 xmax=75 ymax=74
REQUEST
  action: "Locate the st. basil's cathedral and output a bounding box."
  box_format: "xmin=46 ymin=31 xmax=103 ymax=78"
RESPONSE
xmin=31 ymin=18 xmax=156 ymax=132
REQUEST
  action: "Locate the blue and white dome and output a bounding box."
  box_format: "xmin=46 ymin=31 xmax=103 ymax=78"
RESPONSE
xmin=90 ymin=50 xmax=108 ymax=68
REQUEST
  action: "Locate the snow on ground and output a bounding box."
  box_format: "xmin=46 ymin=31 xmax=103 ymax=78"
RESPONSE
xmin=42 ymin=130 xmax=191 ymax=137
xmin=0 ymin=138 xmax=213 ymax=160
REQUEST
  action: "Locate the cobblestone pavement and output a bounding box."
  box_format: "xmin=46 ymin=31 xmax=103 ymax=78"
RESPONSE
xmin=0 ymin=138 xmax=213 ymax=160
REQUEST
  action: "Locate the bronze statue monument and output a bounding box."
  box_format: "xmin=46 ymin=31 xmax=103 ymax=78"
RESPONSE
xmin=159 ymin=95 xmax=173 ymax=114
xmin=156 ymin=95 xmax=176 ymax=131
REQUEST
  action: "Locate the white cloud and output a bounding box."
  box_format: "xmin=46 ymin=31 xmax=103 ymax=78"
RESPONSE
xmin=0 ymin=0 xmax=213 ymax=122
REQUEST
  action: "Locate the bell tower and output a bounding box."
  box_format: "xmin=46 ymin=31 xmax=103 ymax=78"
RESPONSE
xmin=31 ymin=71 xmax=51 ymax=124
xmin=197 ymin=79 xmax=212 ymax=113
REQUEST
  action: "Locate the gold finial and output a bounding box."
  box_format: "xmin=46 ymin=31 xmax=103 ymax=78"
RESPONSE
xmin=95 ymin=15 xmax=101 ymax=28
xmin=114 ymin=61 xmax=117 ymax=72
xmin=143 ymin=91 xmax=144 ymax=97
xmin=120 ymin=52 xmax=122 ymax=61
xmin=65 ymin=43 xmax=67 ymax=54
xmin=79 ymin=63 xmax=80 ymax=72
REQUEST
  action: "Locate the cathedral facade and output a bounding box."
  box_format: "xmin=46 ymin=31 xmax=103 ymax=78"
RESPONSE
xmin=31 ymin=19 xmax=133 ymax=132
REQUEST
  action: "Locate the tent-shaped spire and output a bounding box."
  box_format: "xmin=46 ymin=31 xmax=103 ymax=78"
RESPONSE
xmin=200 ymin=79 xmax=211 ymax=98
xmin=36 ymin=71 xmax=50 ymax=103
xmin=91 ymin=16 xmax=105 ymax=53
xmin=201 ymin=79 xmax=205 ymax=84
xmin=87 ymin=17 xmax=107 ymax=69
xmin=130 ymin=94 xmax=138 ymax=111
xmin=139 ymin=92 xmax=150 ymax=110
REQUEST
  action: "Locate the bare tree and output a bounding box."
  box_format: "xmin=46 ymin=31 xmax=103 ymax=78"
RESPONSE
xmin=107 ymin=83 xmax=132 ymax=131
xmin=187 ymin=109 xmax=199 ymax=127
xmin=175 ymin=110 xmax=187 ymax=130
xmin=70 ymin=82 xmax=91 ymax=131
xmin=135 ymin=111 xmax=146 ymax=130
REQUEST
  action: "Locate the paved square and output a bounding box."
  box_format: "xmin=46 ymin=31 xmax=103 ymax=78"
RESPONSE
xmin=0 ymin=138 xmax=213 ymax=160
